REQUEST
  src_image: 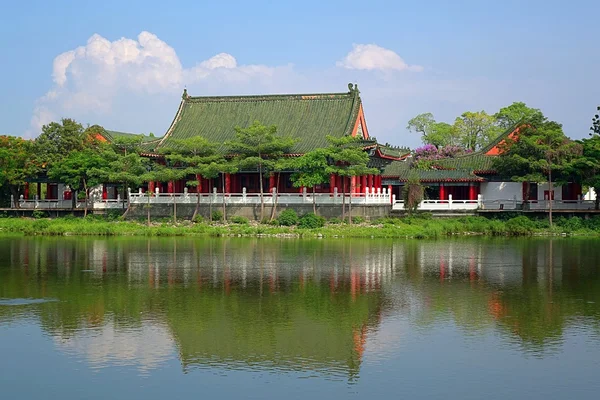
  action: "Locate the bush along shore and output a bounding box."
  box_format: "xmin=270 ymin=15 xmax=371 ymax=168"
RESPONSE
xmin=2 ymin=210 xmax=600 ymax=239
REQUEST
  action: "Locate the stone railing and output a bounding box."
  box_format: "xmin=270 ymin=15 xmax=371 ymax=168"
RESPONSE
xmin=393 ymin=195 xmax=481 ymax=211
xmin=127 ymin=187 xmax=393 ymax=206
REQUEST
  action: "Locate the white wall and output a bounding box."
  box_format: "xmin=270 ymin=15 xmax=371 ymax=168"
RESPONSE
xmin=480 ymin=182 xmax=522 ymax=201
xmin=537 ymin=183 xmax=563 ymax=201
xmin=584 ymin=188 xmax=597 ymax=201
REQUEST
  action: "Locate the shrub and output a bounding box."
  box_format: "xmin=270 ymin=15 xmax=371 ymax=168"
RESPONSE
xmin=278 ymin=209 xmax=299 ymax=226
xmin=505 ymin=216 xmax=536 ymax=236
xmin=230 ymin=216 xmax=249 ymax=224
xmin=352 ymin=216 xmax=366 ymax=224
xmin=192 ymin=214 xmax=204 ymax=224
xmin=31 ymin=210 xmax=47 ymax=219
xmin=298 ymin=213 xmax=325 ymax=229
xmin=269 ymin=218 xmax=279 ymax=226
xmin=556 ymin=216 xmax=583 ymax=232
xmin=328 ymin=217 xmax=342 ymax=224
xmin=211 ymin=210 xmax=223 ymax=222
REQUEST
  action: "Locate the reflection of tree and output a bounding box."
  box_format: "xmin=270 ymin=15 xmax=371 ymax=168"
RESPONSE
xmin=0 ymin=237 xmax=391 ymax=377
xmin=400 ymin=238 xmax=600 ymax=351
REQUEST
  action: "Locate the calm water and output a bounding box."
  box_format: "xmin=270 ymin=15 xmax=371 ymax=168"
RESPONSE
xmin=1 ymin=237 xmax=600 ymax=399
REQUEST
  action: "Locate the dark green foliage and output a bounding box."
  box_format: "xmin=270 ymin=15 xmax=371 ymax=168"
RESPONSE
xmin=192 ymin=215 xmax=204 ymax=224
xmin=298 ymin=213 xmax=326 ymax=229
xmin=32 ymin=210 xmax=47 ymax=219
xmin=278 ymin=209 xmax=299 ymax=226
xmin=351 ymin=216 xmax=366 ymax=224
xmin=505 ymin=216 xmax=537 ymax=235
xmin=211 ymin=210 xmax=223 ymax=222
xmin=328 ymin=217 xmax=342 ymax=224
xmin=230 ymin=216 xmax=249 ymax=224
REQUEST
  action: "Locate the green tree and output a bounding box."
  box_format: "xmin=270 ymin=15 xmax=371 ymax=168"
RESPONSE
xmin=290 ymin=148 xmax=331 ymax=215
xmin=428 ymin=122 xmax=457 ymax=147
xmin=591 ymin=105 xmax=600 ymax=136
xmin=495 ymin=102 xmax=544 ymax=130
xmin=570 ymin=136 xmax=600 ymax=210
xmin=326 ymin=136 xmax=378 ymax=223
xmin=493 ymin=120 xmax=582 ymax=227
xmin=0 ymin=136 xmax=38 ymax=208
xmin=407 ymin=113 xmax=459 ymax=147
xmin=226 ymin=121 xmax=295 ymax=221
xmin=269 ymin=157 xmax=296 ymax=221
xmin=93 ymin=145 xmax=150 ymax=218
xmin=34 ymin=119 xmax=96 ymax=165
xmin=402 ymin=173 xmax=424 ymax=215
xmin=453 ymin=111 xmax=502 ymax=151
xmin=48 ymin=147 xmax=109 ymax=216
xmin=407 ymin=113 xmax=435 ymax=140
xmin=160 ymin=136 xmax=226 ymax=221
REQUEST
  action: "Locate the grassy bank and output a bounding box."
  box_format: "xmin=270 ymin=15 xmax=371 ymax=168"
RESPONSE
xmin=1 ymin=213 xmax=600 ymax=239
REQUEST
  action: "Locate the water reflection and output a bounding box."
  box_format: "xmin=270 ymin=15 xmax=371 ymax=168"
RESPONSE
xmin=1 ymin=237 xmax=600 ymax=378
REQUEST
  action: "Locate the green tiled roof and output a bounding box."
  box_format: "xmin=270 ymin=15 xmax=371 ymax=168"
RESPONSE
xmin=103 ymin=130 xmax=161 ymax=144
xmin=156 ymin=86 xmax=362 ymax=153
xmin=376 ymin=144 xmax=411 ymax=159
xmin=430 ymin=123 xmax=523 ymax=173
xmin=433 ymin=154 xmax=496 ymax=172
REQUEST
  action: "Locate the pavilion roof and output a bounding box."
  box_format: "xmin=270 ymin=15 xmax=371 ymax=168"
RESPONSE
xmin=152 ymin=84 xmax=365 ymax=154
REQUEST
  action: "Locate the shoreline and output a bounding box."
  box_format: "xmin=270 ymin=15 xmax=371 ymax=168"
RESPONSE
xmin=1 ymin=215 xmax=600 ymax=239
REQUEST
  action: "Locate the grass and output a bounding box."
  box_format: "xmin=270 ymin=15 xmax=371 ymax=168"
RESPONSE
xmin=1 ymin=214 xmax=600 ymax=239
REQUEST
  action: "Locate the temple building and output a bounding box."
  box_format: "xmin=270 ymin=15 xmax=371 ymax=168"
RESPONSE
xmin=16 ymin=83 xmax=590 ymax=213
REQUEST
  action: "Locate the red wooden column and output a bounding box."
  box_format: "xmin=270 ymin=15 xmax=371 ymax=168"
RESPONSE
xmin=468 ymin=184 xmax=477 ymax=201
xmin=167 ymin=181 xmax=174 ymax=194
xmin=269 ymin=173 xmax=276 ymax=193
xmin=24 ymin=183 xmax=29 ymax=199
xmin=102 ymin=184 xmax=108 ymax=200
xmin=225 ymin=173 xmax=231 ymax=194
xmin=149 ymin=181 xmax=155 ymax=194
xmin=330 ymin=174 xmax=336 ymax=194
xmin=195 ymin=175 xmax=202 ymax=193
xmin=367 ymin=175 xmax=374 ymax=191
xmin=375 ymin=176 xmax=382 ymax=190
xmin=439 ymin=184 xmax=446 ymax=201
xmin=361 ymin=175 xmax=367 ymax=194
xmin=388 ymin=185 xmax=393 ymax=204
xmin=350 ymin=176 xmax=356 ymax=195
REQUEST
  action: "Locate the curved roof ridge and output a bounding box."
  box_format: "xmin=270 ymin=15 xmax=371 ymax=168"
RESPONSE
xmin=186 ymin=92 xmax=354 ymax=102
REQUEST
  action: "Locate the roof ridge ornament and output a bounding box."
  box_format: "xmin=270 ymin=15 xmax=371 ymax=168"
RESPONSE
xmin=182 ymin=88 xmax=188 ymax=100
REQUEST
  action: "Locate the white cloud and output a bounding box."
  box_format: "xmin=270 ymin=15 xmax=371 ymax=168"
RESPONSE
xmin=27 ymin=31 xmax=282 ymax=138
xmin=337 ymin=44 xmax=423 ymax=72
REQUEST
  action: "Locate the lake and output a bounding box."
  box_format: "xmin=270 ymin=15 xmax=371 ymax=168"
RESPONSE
xmin=1 ymin=237 xmax=599 ymax=399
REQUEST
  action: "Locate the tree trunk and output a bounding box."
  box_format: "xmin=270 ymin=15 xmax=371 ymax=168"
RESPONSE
xmin=348 ymin=178 xmax=353 ymax=225
xmin=259 ymin=162 xmax=264 ymax=221
xmin=121 ymin=182 xmax=131 ymax=219
xmin=173 ymin=194 xmax=177 ymax=224
xmin=548 ymin=177 xmax=553 ymax=229
xmin=342 ymin=177 xmax=346 ymax=222
xmin=222 ymin=172 xmax=226 ymax=223
xmin=192 ymin=178 xmax=201 ymax=221
xmin=313 ymin=186 xmax=316 ymax=215
xmin=270 ymin=172 xmax=281 ymax=222
xmin=209 ymin=178 xmax=213 ymax=222
xmin=83 ymin=180 xmax=88 ymax=217
xmin=595 ymin=193 xmax=599 ymax=211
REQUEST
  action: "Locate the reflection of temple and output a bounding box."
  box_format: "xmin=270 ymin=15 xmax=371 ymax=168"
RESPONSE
xmin=1 ymin=238 xmax=397 ymax=377
xmin=3 ymin=237 xmax=600 ymax=366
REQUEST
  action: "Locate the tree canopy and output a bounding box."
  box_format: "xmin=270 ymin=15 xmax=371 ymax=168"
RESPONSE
xmin=226 ymin=121 xmax=295 ymax=220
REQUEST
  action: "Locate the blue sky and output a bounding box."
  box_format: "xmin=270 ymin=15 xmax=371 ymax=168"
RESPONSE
xmin=1 ymin=0 xmax=598 ymax=147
